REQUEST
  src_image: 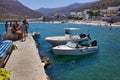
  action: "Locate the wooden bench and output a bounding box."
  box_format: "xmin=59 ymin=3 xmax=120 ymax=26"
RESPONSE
xmin=0 ymin=41 xmax=13 ymax=67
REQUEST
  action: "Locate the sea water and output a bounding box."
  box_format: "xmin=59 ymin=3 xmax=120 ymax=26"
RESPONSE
xmin=0 ymin=22 xmax=120 ymax=80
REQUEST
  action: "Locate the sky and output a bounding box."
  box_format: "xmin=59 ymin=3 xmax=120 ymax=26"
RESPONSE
xmin=19 ymin=0 xmax=97 ymax=10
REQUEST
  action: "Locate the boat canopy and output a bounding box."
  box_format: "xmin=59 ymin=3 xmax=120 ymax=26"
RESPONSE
xmin=65 ymin=28 xmax=80 ymax=35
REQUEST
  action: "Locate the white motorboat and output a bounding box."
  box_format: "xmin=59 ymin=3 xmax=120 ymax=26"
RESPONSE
xmin=53 ymin=40 xmax=99 ymax=55
xmin=45 ymin=28 xmax=90 ymax=46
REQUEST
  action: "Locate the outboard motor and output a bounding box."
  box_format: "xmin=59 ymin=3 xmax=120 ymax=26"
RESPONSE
xmin=80 ymin=33 xmax=86 ymax=38
xmin=91 ymin=40 xmax=97 ymax=46
xmin=80 ymin=33 xmax=83 ymax=38
xmin=87 ymin=34 xmax=91 ymax=40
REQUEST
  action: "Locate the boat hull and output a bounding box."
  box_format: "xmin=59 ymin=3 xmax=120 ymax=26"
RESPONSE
xmin=45 ymin=36 xmax=89 ymax=46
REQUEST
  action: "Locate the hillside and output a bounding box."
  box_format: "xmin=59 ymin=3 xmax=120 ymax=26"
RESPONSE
xmin=0 ymin=0 xmax=42 ymax=20
xmin=36 ymin=3 xmax=92 ymax=16
xmin=75 ymin=0 xmax=120 ymax=11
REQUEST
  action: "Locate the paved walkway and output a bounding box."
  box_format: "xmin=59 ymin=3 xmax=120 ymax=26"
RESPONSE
xmin=5 ymin=35 xmax=48 ymax=80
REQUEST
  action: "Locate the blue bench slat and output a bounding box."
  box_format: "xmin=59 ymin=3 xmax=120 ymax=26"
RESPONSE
xmin=0 ymin=45 xmax=10 ymax=56
xmin=0 ymin=43 xmax=10 ymax=54
xmin=0 ymin=42 xmax=10 ymax=51
xmin=0 ymin=43 xmax=9 ymax=53
xmin=0 ymin=42 xmax=13 ymax=58
xmin=0 ymin=41 xmax=13 ymax=52
xmin=0 ymin=41 xmax=13 ymax=58
xmin=0 ymin=41 xmax=12 ymax=51
xmin=0 ymin=41 xmax=12 ymax=46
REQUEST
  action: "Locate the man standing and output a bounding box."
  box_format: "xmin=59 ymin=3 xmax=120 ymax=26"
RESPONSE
xmin=5 ymin=21 xmax=8 ymax=33
xmin=23 ymin=19 xmax=29 ymax=34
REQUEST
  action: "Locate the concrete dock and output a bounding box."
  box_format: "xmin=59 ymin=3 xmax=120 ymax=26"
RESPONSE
xmin=5 ymin=35 xmax=48 ymax=80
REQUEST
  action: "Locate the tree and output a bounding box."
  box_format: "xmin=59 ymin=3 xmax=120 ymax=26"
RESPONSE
xmin=91 ymin=11 xmax=100 ymax=16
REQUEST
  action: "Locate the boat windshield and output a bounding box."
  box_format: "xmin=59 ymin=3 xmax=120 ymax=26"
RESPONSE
xmin=66 ymin=42 xmax=77 ymax=48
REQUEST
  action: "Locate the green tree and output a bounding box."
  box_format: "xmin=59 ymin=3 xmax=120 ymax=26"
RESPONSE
xmin=91 ymin=11 xmax=100 ymax=16
xmin=74 ymin=17 xmax=83 ymax=20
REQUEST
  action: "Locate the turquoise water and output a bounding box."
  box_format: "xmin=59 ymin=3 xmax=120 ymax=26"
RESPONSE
xmin=1 ymin=22 xmax=120 ymax=80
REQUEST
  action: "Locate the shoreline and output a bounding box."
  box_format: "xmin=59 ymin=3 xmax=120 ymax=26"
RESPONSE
xmin=66 ymin=20 xmax=120 ymax=27
xmin=28 ymin=20 xmax=120 ymax=27
xmin=1 ymin=20 xmax=120 ymax=27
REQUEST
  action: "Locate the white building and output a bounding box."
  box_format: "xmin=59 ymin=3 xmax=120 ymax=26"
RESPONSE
xmin=83 ymin=9 xmax=92 ymax=20
xmin=107 ymin=6 xmax=120 ymax=14
xmin=69 ymin=12 xmax=76 ymax=18
xmin=76 ymin=12 xmax=83 ymax=18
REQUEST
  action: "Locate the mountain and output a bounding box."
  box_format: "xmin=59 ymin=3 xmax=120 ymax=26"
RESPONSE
xmin=36 ymin=3 xmax=92 ymax=16
xmin=0 ymin=0 xmax=42 ymax=20
xmin=75 ymin=0 xmax=120 ymax=11
xmin=37 ymin=8 xmax=58 ymax=16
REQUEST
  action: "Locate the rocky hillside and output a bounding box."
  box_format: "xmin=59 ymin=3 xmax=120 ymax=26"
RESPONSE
xmin=37 ymin=3 xmax=92 ymax=16
xmin=76 ymin=0 xmax=120 ymax=11
xmin=0 ymin=0 xmax=42 ymax=20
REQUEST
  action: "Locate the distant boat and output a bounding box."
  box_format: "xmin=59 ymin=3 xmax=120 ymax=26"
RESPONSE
xmin=32 ymin=32 xmax=40 ymax=39
xmin=45 ymin=28 xmax=90 ymax=46
xmin=53 ymin=40 xmax=99 ymax=55
xmin=61 ymin=21 xmax=67 ymax=23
